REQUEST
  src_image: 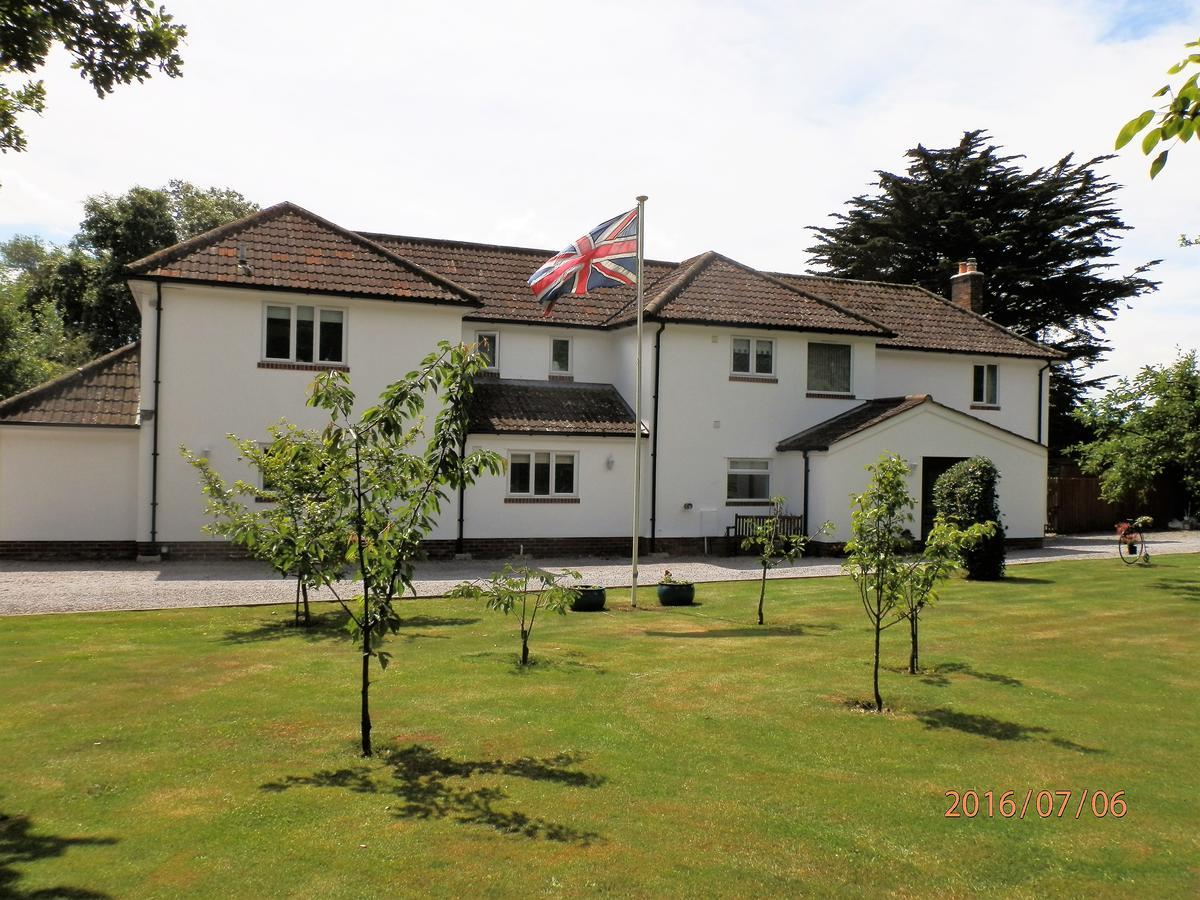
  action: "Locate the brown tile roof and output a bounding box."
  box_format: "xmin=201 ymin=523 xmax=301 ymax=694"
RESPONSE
xmin=127 ymin=203 xmax=478 ymax=306
xmin=613 ymin=252 xmax=891 ymax=336
xmin=776 ymin=395 xmax=929 ymax=451
xmin=0 ymin=343 xmax=140 ymax=428
xmin=366 ymin=232 xmax=675 ymax=328
xmin=122 ymin=200 xmax=1061 ymax=357
xmin=771 ymin=274 xmax=1061 ymax=360
xmin=469 ymin=378 xmax=644 ymax=437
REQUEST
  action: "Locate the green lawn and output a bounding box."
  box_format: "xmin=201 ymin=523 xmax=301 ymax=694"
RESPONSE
xmin=2 ymin=556 xmax=1198 ymax=898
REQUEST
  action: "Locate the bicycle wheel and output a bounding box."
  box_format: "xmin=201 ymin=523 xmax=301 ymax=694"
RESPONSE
xmin=1118 ymin=528 xmax=1143 ymax=565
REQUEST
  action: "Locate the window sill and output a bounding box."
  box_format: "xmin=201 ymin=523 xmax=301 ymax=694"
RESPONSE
xmin=258 ymin=361 xmax=349 ymax=372
xmin=806 ymin=392 xmax=855 ymax=399
xmin=729 ymin=374 xmax=778 ymax=383
xmin=726 ymin=500 xmax=774 ymax=507
xmin=970 ymin=403 xmax=1001 ymax=411
xmin=505 ymin=496 xmax=580 ymax=504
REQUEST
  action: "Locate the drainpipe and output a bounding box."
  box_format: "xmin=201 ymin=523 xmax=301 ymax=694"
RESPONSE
xmin=148 ymin=280 xmax=164 ymax=549
xmin=1036 ymin=361 xmax=1052 ymax=446
xmin=802 ymin=450 xmax=811 ymax=538
xmin=455 ymin=435 xmax=466 ymax=555
xmin=649 ymin=322 xmax=666 ymax=553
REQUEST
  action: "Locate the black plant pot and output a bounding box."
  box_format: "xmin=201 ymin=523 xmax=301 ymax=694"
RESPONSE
xmin=571 ymin=585 xmax=607 ymax=612
xmin=657 ymin=583 xmax=695 ymax=606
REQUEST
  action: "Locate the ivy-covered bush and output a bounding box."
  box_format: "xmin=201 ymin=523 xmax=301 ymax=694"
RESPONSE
xmin=932 ymin=457 xmax=1006 ymax=580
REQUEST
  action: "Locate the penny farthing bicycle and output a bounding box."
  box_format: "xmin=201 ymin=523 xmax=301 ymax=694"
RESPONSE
xmin=1116 ymin=516 xmax=1153 ymax=565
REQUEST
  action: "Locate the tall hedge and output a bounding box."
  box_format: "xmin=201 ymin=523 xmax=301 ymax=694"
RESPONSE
xmin=932 ymin=457 xmax=1006 ymax=580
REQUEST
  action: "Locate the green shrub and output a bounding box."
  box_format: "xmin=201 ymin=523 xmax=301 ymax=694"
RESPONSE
xmin=932 ymin=457 xmax=1006 ymax=580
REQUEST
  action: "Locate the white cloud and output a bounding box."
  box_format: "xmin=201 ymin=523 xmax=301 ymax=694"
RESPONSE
xmin=0 ymin=0 xmax=1196 ymax=380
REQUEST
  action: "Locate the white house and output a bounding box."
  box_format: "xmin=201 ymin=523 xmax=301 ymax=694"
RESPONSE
xmin=0 ymin=202 xmax=1061 ymax=559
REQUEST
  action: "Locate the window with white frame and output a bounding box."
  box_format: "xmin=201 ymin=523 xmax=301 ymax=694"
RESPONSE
xmin=508 ymin=451 xmax=576 ymax=496
xmin=807 ymin=342 xmax=851 ymax=393
xmin=550 ymin=337 xmax=572 ymax=374
xmin=727 ymin=458 xmax=771 ymax=501
xmin=973 ymin=364 xmax=999 ymax=405
xmin=731 ymin=336 xmax=775 ymax=376
xmin=264 ymin=304 xmax=346 ymax=364
xmin=476 ymin=331 xmax=499 ymax=370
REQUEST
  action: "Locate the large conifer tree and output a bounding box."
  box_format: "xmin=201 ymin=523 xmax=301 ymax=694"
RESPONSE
xmin=806 ymin=130 xmax=1158 ymax=450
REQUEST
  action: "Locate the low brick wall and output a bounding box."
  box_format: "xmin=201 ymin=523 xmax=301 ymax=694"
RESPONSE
xmin=0 ymin=541 xmax=139 ymax=561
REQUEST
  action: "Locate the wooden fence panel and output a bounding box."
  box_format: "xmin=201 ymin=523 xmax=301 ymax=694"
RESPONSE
xmin=1048 ymin=476 xmax=1180 ymax=534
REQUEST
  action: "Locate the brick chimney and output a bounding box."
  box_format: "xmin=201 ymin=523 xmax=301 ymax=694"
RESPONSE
xmin=950 ymin=258 xmax=984 ymax=314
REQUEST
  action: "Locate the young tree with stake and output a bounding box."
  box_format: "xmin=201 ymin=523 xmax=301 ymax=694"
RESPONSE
xmin=740 ymin=497 xmax=831 ymax=625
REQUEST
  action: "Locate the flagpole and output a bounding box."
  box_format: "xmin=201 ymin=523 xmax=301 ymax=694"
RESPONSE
xmin=631 ymin=195 xmax=647 ymax=609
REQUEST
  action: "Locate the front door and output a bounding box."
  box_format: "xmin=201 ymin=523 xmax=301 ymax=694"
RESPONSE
xmin=920 ymin=457 xmax=967 ymax=541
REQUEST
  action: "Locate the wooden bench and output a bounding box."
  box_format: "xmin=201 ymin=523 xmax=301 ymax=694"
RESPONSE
xmin=726 ymin=513 xmax=806 ymax=552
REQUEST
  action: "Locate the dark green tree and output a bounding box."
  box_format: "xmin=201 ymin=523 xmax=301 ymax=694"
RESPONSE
xmin=806 ymin=131 xmax=1159 ymax=450
xmin=0 ymin=1 xmax=185 ymax=157
xmin=14 ymin=181 xmax=258 ymax=353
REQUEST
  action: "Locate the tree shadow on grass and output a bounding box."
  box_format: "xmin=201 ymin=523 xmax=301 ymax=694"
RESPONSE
xmin=460 ymin=650 xmax=606 ymax=675
xmin=996 ymin=576 xmax=1054 ymax=585
xmin=221 ymin=610 xmax=480 ymax=644
xmin=644 ymin=622 xmax=838 ymax=639
xmin=0 ymin=810 xmax=117 ymax=899
xmin=914 ymin=708 xmax=1103 ymax=754
xmin=261 ymin=745 xmax=604 ymax=844
xmin=1148 ymin=579 xmax=1200 ymax=600
xmin=891 ymin=661 xmax=1024 ymax=688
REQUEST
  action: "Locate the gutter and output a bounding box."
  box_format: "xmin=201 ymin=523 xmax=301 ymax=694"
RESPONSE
xmin=1036 ymin=360 xmax=1052 ymax=446
xmin=148 ymin=280 xmax=164 ymax=550
xmin=649 ymin=323 xmax=666 ymax=552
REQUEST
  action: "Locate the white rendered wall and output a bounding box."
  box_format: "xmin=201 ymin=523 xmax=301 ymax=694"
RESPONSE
xmin=0 ymin=426 xmax=139 ymax=540
xmin=650 ymin=323 xmax=876 ymax=541
xmin=461 ymin=322 xmax=617 ymax=384
xmin=805 ymin=403 xmax=1048 ymax=543
xmin=463 ymin=434 xmax=643 ymax=538
xmin=875 ymin=350 xmax=1049 ymax=442
xmin=130 ymin=282 xmax=467 ymax=545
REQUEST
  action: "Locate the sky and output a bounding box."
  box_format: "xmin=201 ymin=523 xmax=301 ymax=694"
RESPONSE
xmin=1 ymin=0 xmax=1197 ymax=385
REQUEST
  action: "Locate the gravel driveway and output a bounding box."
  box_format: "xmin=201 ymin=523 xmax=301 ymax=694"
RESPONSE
xmin=2 ymin=531 xmax=1198 ymax=617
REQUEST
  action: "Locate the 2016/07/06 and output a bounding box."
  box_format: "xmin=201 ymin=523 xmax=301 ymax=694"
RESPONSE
xmin=945 ymin=789 xmax=1127 ymax=819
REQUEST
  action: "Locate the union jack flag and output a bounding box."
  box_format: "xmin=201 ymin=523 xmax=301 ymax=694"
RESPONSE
xmin=527 ymin=208 xmax=639 ymax=315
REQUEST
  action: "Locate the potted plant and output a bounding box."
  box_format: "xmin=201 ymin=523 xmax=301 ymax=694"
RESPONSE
xmin=571 ymin=584 xmax=607 ymax=612
xmin=657 ymin=570 xmax=695 ymax=606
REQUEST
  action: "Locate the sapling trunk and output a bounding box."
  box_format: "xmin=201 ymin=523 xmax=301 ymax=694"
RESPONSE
xmin=873 ymin=587 xmax=884 ymax=712
xmin=294 ymin=576 xmax=302 ymax=626
xmin=301 ymin=582 xmax=310 ymax=626
xmin=909 ymin=614 xmax=919 ymax=675
xmin=360 ymin=620 xmax=372 ymax=756
xmin=758 ymin=564 xmax=767 ymax=625
xmin=520 ymin=630 xmax=530 ymax=666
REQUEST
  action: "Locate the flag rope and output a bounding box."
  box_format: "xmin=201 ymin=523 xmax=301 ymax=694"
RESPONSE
xmin=631 ymin=195 xmax=647 ymax=608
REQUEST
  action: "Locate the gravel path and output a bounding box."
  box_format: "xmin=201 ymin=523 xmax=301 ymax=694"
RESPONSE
xmin=2 ymin=531 xmax=1198 ymax=617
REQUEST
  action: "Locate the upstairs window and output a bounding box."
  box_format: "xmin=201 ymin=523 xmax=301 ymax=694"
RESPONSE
xmin=509 ymin=451 xmax=576 ymax=496
xmin=973 ymin=364 xmax=999 ymax=405
xmin=807 ymin=342 xmax=851 ymax=393
xmin=264 ymin=304 xmax=345 ymax=364
xmin=476 ymin=331 xmax=499 ymax=370
xmin=732 ymin=337 xmax=774 ymax=376
xmin=550 ymin=338 xmax=572 ymax=374
xmin=727 ymin=458 xmax=771 ymax=502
